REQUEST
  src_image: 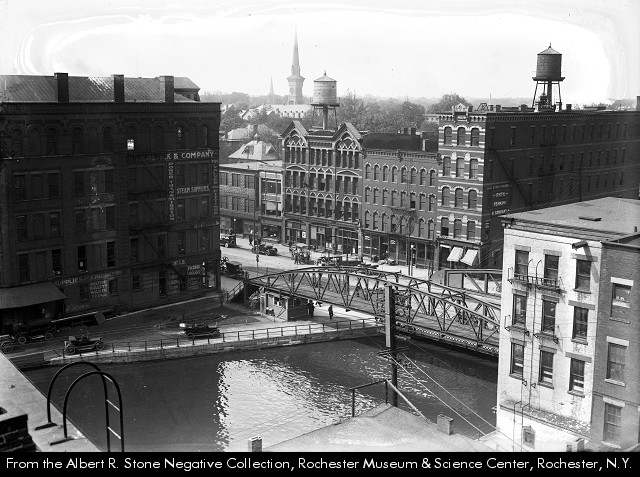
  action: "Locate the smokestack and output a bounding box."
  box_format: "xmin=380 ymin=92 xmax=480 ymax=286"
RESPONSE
xmin=636 ymin=96 xmax=640 ymax=111
xmin=55 ymin=72 xmax=69 ymax=103
xmin=113 ymin=74 xmax=125 ymax=103
xmin=160 ymin=75 xmax=174 ymax=103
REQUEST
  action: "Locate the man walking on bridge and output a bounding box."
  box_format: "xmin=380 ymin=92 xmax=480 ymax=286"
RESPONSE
xmin=328 ymin=305 xmax=334 ymax=320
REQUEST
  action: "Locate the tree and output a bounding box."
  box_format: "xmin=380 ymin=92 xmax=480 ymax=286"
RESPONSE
xmin=427 ymin=93 xmax=472 ymax=113
xmin=220 ymin=105 xmax=247 ymax=133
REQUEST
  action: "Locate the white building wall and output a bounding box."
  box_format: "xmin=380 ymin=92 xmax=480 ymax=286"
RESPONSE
xmin=496 ymin=226 xmax=602 ymax=450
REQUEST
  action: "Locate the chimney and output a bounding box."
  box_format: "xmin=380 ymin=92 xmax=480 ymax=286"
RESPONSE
xmin=495 ymin=105 xmax=502 ymax=112
xmin=468 ymin=105 xmax=473 ymax=112
xmin=160 ymin=75 xmax=174 ymax=103
xmin=566 ymin=104 xmax=572 ymax=111
xmin=410 ymin=127 xmax=416 ymax=136
xmin=520 ymin=104 xmax=527 ymax=112
xmin=113 ymin=74 xmax=125 ymax=103
xmin=403 ymin=127 xmax=409 ymax=135
xmin=55 ymin=72 xmax=69 ymax=103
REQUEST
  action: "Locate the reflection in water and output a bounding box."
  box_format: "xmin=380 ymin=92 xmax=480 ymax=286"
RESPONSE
xmin=25 ymin=335 xmax=497 ymax=452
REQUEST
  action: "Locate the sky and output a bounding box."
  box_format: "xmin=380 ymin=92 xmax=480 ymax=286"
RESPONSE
xmin=1 ymin=0 xmax=638 ymax=105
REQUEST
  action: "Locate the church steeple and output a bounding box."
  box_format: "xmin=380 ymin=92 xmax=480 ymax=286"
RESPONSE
xmin=268 ymin=77 xmax=275 ymax=104
xmin=287 ymin=29 xmax=305 ymax=105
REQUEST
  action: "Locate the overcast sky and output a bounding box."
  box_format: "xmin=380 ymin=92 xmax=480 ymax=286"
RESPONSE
xmin=1 ymin=0 xmax=638 ymax=105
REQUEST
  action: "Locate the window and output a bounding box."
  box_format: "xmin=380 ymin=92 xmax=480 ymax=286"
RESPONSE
xmin=468 ymin=190 xmax=477 ymax=209
xmin=14 ymin=175 xmax=26 ymax=201
xmin=569 ymin=359 xmax=585 ymax=393
xmin=543 ymin=255 xmax=559 ymax=284
xmin=244 ymin=175 xmax=254 ymax=189
xmin=365 ymin=164 xmax=370 ymax=179
xmin=106 ymin=206 xmax=116 ymax=229
xmin=522 ymin=426 xmax=535 ymax=448
xmin=74 ymin=171 xmax=85 ymax=197
xmin=429 ymin=195 xmax=435 ymax=212
xmin=510 ymin=127 xmax=516 ymax=146
xmin=541 ymin=300 xmax=556 ymax=333
xmin=33 ymin=213 xmax=44 ymax=239
xmin=410 ymin=168 xmax=416 ymax=185
xmin=107 ymin=241 xmax=116 ymax=267
xmin=108 ymin=279 xmax=118 ymax=296
xmin=391 ymin=167 xmax=397 ymax=183
xmin=539 ymin=350 xmax=553 ymax=384
xmin=467 ymin=221 xmax=476 ymax=241
xmin=456 ymin=158 xmax=465 ymax=177
xmin=52 ymin=249 xmax=62 ymax=276
xmin=72 ymin=127 xmax=83 ymax=154
xmin=130 ymin=238 xmax=139 ymax=263
xmin=611 ymin=283 xmax=631 ymax=308
xmin=572 ymin=307 xmax=588 ymax=340
xmin=382 ymin=166 xmax=388 ymax=182
xmin=470 ymin=128 xmax=480 ymax=147
xmin=75 ymin=209 xmax=86 ymax=234
xmin=46 ymin=128 xmax=57 ymax=155
xmin=606 ymin=343 xmax=625 ymax=382
xmin=441 ymin=187 xmax=450 ymax=207
xmin=441 ymin=218 xmax=449 ymax=236
xmin=454 ymin=188 xmax=463 ymax=207
xmin=575 ymin=259 xmax=591 ymax=291
xmin=515 ymin=250 xmax=529 ymax=278
xmin=77 ymin=245 xmax=87 ymax=272
xmin=429 ymin=170 xmax=435 ymax=186
xmin=530 ymin=126 xmax=536 ymax=145
xmin=444 ymin=127 xmax=452 ymax=145
xmin=132 ymin=274 xmax=141 ymax=292
xmin=456 ymin=127 xmax=466 ymax=146
xmin=48 ymin=173 xmax=60 ymax=198
xmin=470 ymin=159 xmax=478 ymax=179
xmin=510 ymin=342 xmax=524 ymax=377
xmin=420 ymin=169 xmax=426 ymax=185
xmin=442 ymin=157 xmax=451 ymax=176
xmin=453 ymin=219 xmax=462 ymax=238
xmin=604 ymin=403 xmax=622 ymax=443
xmin=31 ymin=174 xmax=43 ymax=199
xmin=401 ymin=167 xmax=407 ymax=183
xmin=16 ymin=216 xmax=27 ymax=241
xmin=512 ymin=294 xmax=527 ymax=326
xmin=177 ymin=126 xmax=186 ymax=149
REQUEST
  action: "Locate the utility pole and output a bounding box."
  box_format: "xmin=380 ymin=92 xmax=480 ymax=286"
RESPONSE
xmin=384 ymin=284 xmax=398 ymax=407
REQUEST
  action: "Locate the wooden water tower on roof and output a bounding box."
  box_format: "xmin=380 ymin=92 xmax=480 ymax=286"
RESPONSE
xmin=311 ymin=71 xmax=339 ymax=130
xmin=532 ymin=44 xmax=565 ymax=111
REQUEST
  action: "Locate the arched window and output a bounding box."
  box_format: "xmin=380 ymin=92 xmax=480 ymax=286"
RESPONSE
xmin=382 ymin=165 xmax=389 ymax=182
xmin=28 ymin=128 xmax=41 ymax=156
xmin=382 ymin=189 xmax=388 ymax=205
xmin=373 ymin=188 xmax=379 ymax=204
xmin=46 ymin=128 xmax=57 ymax=155
xmin=428 ymin=220 xmax=434 ymax=239
xmin=391 ymin=167 xmax=398 ymax=182
xmin=429 ymin=194 xmax=435 ymax=212
xmin=456 ymin=157 xmax=465 ymax=177
xmin=177 ymin=126 xmax=186 ymax=149
xmin=410 ymin=168 xmax=417 ymax=185
xmin=390 ymin=215 xmax=397 ymax=233
xmin=364 ymin=210 xmax=371 ymax=228
xmin=72 ymin=127 xmax=84 ymax=154
xmin=364 ymin=187 xmax=371 ymax=202
xmin=400 ymin=191 xmax=406 ymax=207
xmin=441 ymin=187 xmax=450 ymax=207
xmin=419 ymin=194 xmax=426 ymax=210
xmin=441 ymin=218 xmax=449 ymax=236
xmin=11 ymin=129 xmax=23 ymax=157
xmin=401 ymin=167 xmax=407 ymax=183
xmin=457 ymin=127 xmax=466 ymax=146
xmin=365 ymin=164 xmax=371 ymax=179
xmin=455 ymin=188 xmax=464 ymax=208
xmin=471 ymin=128 xmax=480 ymax=146
xmin=373 ymin=212 xmax=378 ymax=230
xmin=468 ymin=190 xmax=478 ymax=209
xmin=153 ymin=125 xmax=164 ymax=150
xmin=453 ymin=219 xmax=462 ymax=238
xmin=418 ymin=218 xmax=426 ymax=237
xmin=87 ymin=127 xmax=99 ymax=153
xmin=444 ymin=127 xmax=452 ymax=145
xmin=103 ymin=127 xmax=114 ymax=153
xmin=381 ymin=213 xmax=387 ymax=232
xmin=470 ymin=159 xmax=479 ymax=179
xmin=420 ymin=169 xmax=427 ymax=185
xmin=442 ymin=157 xmax=451 ymax=176
xmin=139 ymin=125 xmax=151 ymax=152
xmin=391 ymin=190 xmax=397 ymax=206
xmin=429 ymin=170 xmax=435 ymax=186
xmin=467 ymin=221 xmax=476 ymax=240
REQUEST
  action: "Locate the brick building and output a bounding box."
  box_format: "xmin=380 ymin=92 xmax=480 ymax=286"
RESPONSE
xmin=435 ymin=102 xmax=640 ymax=271
xmin=497 ymin=197 xmax=640 ymax=451
xmin=0 ymin=73 xmax=220 ymax=333
xmin=360 ymin=130 xmax=440 ymax=272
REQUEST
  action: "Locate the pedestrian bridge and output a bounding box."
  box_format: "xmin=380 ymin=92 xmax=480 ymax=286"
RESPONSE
xmin=245 ymin=266 xmax=502 ymax=356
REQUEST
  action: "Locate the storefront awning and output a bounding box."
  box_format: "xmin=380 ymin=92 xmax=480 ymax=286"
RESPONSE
xmin=460 ymin=249 xmax=479 ymax=266
xmin=446 ymin=247 xmax=464 ymax=262
xmin=0 ymin=282 xmax=67 ymax=310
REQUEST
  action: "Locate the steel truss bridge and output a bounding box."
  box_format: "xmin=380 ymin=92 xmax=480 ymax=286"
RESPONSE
xmin=245 ymin=266 xmax=501 ymax=356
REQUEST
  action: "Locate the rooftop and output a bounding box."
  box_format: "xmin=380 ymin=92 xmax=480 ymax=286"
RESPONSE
xmin=221 ymin=160 xmax=282 ymax=171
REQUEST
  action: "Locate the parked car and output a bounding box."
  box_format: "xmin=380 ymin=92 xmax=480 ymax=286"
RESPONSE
xmin=220 ymin=234 xmax=237 ymax=248
xmin=179 ymin=323 xmax=221 ymax=340
xmin=64 ymin=334 xmax=105 ymax=355
xmin=252 ymin=243 xmax=278 ymax=256
xmin=221 ymin=258 xmax=245 ymax=279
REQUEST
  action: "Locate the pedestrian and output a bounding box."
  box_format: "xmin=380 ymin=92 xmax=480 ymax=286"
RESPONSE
xmin=249 ymin=235 xmax=253 ymax=245
xmin=307 ymin=301 xmax=314 ymax=317
xmin=328 ymin=305 xmax=333 ymax=320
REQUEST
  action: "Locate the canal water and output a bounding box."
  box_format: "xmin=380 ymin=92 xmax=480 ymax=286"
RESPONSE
xmin=25 ymin=335 xmax=498 ymax=452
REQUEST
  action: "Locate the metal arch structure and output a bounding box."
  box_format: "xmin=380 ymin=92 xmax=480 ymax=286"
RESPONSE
xmin=245 ymin=266 xmax=501 ymax=355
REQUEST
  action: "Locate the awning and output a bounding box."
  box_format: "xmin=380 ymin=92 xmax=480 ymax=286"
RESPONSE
xmin=460 ymin=249 xmax=479 ymax=266
xmin=446 ymin=247 xmax=464 ymax=262
xmin=0 ymin=282 xmax=67 ymax=309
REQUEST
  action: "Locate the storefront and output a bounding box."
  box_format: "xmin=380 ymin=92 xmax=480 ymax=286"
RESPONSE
xmin=285 ymin=220 xmax=305 ymax=245
xmin=335 ymin=227 xmax=358 ymax=256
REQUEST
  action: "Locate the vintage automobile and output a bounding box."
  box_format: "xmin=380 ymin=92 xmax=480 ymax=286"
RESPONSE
xmin=64 ymin=334 xmax=105 ymax=355
xmin=252 ymin=243 xmax=278 ymax=256
xmin=179 ymin=323 xmax=222 ymax=340
xmin=221 ymin=258 xmax=245 ymax=279
xmin=219 ymin=234 xmax=237 ymax=248
xmin=0 ymin=335 xmax=15 ymax=354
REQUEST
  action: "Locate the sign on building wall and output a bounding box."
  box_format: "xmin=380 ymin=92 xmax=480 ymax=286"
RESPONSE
xmin=488 ymin=182 xmax=512 ymax=216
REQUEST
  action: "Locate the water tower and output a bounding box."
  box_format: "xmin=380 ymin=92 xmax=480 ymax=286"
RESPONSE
xmin=311 ymin=71 xmax=339 ymax=130
xmin=532 ymin=44 xmax=565 ymax=111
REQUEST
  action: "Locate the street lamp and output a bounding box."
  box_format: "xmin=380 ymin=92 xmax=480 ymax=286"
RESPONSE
xmin=408 ymin=244 xmax=416 ymax=276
